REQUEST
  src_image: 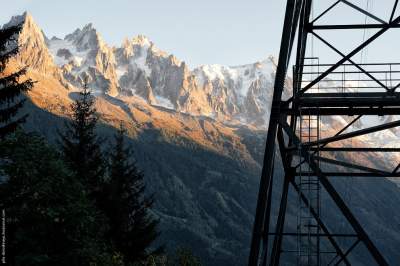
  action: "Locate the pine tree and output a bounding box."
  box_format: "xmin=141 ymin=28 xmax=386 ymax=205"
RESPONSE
xmin=0 ymin=131 xmax=113 ymax=266
xmin=105 ymin=124 xmax=161 ymax=264
xmin=59 ymin=81 xmax=104 ymax=199
xmin=169 ymin=247 xmax=202 ymax=266
xmin=0 ymin=24 xmax=33 ymax=138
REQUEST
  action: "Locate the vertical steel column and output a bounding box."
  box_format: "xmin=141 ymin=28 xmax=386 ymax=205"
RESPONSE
xmin=270 ymin=173 xmax=291 ymax=266
xmin=248 ymin=0 xmax=304 ymax=265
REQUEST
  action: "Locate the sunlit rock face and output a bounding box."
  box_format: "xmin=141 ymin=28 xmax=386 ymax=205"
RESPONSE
xmin=10 ymin=12 xmax=279 ymax=128
xmin=4 ymin=12 xmax=59 ymax=77
xmin=50 ymin=22 xmax=119 ymax=96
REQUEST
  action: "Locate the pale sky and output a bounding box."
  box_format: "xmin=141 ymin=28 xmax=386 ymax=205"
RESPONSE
xmin=1 ymin=0 xmax=286 ymax=68
xmin=2 ymin=1 xmax=399 ymax=68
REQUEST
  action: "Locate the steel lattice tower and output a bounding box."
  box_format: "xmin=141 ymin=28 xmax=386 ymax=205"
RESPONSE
xmin=249 ymin=1 xmax=400 ymax=265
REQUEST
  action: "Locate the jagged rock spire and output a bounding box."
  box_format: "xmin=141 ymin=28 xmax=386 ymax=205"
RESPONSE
xmin=3 ymin=11 xmax=59 ymax=76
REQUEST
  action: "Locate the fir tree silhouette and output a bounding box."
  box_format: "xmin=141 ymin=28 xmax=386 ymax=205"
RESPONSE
xmin=105 ymin=124 xmax=161 ymax=264
xmin=59 ymin=79 xmax=105 ymax=200
xmin=0 ymin=24 xmax=33 ymax=138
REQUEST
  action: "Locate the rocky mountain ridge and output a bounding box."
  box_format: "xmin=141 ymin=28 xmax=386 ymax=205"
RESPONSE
xmin=5 ymin=12 xmax=277 ymax=129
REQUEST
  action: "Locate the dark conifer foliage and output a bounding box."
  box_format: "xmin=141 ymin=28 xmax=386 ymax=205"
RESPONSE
xmin=0 ymin=25 xmax=33 ymax=138
xmin=0 ymin=132 xmax=111 ymax=266
xmin=105 ymin=125 xmax=161 ymax=264
xmin=169 ymin=247 xmax=202 ymax=266
xmin=59 ymin=81 xmax=105 ymax=198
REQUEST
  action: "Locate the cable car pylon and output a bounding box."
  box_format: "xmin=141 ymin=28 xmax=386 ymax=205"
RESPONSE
xmin=249 ymin=0 xmax=400 ymax=265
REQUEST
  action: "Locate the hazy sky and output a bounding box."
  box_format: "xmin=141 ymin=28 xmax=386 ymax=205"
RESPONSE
xmin=1 ymin=0 xmax=286 ymax=68
xmin=2 ymin=1 xmax=399 ymax=68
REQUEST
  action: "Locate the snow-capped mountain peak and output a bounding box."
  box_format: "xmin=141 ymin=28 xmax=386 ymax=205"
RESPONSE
xmin=131 ymin=34 xmax=151 ymax=47
xmin=64 ymin=23 xmax=106 ymax=52
xmin=4 ymin=13 xmax=278 ymax=127
xmin=47 ymin=22 xmax=119 ymax=96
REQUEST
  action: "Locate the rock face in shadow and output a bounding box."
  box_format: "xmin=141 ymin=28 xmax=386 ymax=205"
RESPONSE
xmin=21 ymin=99 xmax=261 ymax=266
xmin=22 ymin=98 xmax=400 ymax=266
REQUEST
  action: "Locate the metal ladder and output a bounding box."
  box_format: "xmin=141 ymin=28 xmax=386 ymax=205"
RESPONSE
xmin=297 ymin=57 xmax=321 ymax=266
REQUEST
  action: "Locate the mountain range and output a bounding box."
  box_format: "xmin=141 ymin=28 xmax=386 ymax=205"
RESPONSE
xmin=6 ymin=12 xmax=279 ymax=129
xmin=4 ymin=12 xmax=400 ymax=265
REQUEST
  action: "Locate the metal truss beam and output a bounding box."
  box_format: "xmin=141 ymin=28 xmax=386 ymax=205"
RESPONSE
xmin=331 ymin=239 xmax=361 ymax=266
xmin=290 ymin=178 xmax=350 ymax=265
xmin=300 ymin=92 xmax=400 ymax=98
xmin=304 ymin=119 xmax=400 ymax=147
xmin=291 ymin=15 xmax=400 ymax=100
xmin=310 ymin=31 xmax=390 ymax=91
xmin=311 ymin=0 xmax=340 ymax=24
xmin=297 ymin=97 xmax=400 ymax=107
xmin=311 ymin=24 xmax=400 ymax=30
xmin=309 ymin=147 xmax=400 ymax=152
xmin=281 ymin=120 xmax=389 ymax=265
xmin=282 ymin=107 xmax=400 ymax=116
xmin=340 ymin=0 xmax=386 ymax=24
xmin=311 ymin=156 xmax=390 ymax=175
xmin=268 ymin=233 xmax=357 ymax=237
xmin=249 ymin=1 xmax=399 ymax=265
xmin=392 ymin=163 xmax=400 ymax=174
xmin=390 ymin=0 xmax=399 ymax=22
xmin=295 ymin=172 xmax=400 ymax=177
